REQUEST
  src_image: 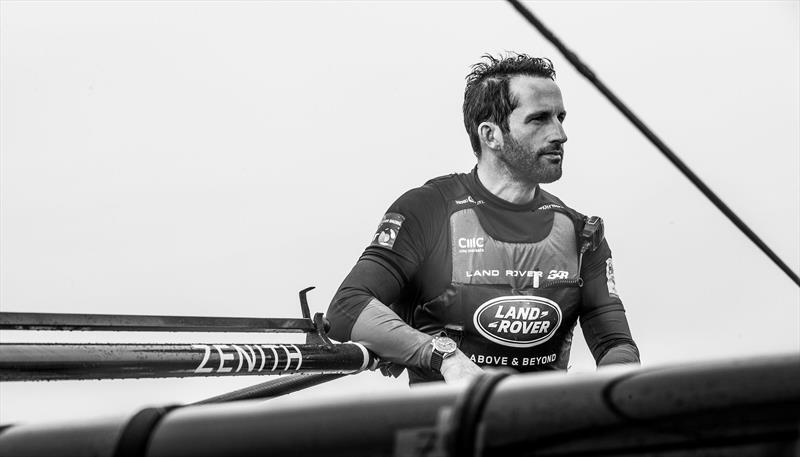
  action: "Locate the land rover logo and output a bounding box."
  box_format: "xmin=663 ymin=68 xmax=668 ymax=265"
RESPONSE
xmin=473 ymin=296 xmax=562 ymax=348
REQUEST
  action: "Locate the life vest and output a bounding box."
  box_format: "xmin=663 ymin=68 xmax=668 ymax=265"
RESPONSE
xmin=412 ymin=175 xmax=589 ymax=374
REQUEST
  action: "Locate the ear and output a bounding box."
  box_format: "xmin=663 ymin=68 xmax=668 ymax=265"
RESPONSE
xmin=478 ymin=122 xmax=503 ymax=151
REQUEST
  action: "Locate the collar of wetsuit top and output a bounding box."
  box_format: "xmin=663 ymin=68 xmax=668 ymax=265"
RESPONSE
xmin=468 ymin=167 xmax=543 ymax=212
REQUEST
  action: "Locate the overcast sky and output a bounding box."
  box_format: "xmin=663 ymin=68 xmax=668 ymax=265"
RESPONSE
xmin=1 ymin=1 xmax=798 ymax=424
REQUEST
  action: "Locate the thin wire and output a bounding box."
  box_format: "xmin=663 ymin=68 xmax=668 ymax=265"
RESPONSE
xmin=506 ymin=0 xmax=800 ymax=287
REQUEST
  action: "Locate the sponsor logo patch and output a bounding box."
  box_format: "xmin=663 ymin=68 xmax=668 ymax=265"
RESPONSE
xmin=547 ymin=270 xmax=569 ymax=280
xmin=606 ymin=258 xmax=618 ymax=297
xmin=457 ymin=236 xmax=485 ymax=253
xmin=536 ymin=203 xmax=564 ymax=211
xmin=371 ymin=212 xmax=405 ymax=249
xmin=473 ymin=296 xmax=562 ymax=348
xmin=455 ymin=195 xmax=483 ymax=205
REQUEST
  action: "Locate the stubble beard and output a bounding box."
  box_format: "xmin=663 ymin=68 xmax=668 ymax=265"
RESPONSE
xmin=498 ymin=133 xmax=563 ymax=185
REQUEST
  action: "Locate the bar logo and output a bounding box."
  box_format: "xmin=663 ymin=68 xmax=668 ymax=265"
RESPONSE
xmin=193 ymin=344 xmax=302 ymax=374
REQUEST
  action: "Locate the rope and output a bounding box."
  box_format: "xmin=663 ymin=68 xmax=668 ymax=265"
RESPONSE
xmin=506 ymin=0 xmax=799 ymax=287
xmin=112 ymin=405 xmax=181 ymax=457
xmin=445 ymin=370 xmax=514 ymax=457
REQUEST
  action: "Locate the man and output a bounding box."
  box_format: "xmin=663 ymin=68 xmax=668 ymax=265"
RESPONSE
xmin=327 ymin=54 xmax=639 ymax=384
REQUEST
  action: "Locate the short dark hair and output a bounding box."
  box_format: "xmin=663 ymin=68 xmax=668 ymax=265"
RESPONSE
xmin=463 ymin=53 xmax=556 ymax=156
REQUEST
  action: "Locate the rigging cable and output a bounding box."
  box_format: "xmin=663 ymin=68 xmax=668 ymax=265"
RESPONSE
xmin=506 ymin=0 xmax=800 ymax=287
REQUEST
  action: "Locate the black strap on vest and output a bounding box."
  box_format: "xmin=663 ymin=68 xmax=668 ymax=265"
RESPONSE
xmin=444 ymin=369 xmax=514 ymax=457
xmin=579 ymin=215 xmax=604 ymax=254
xmin=112 ymin=404 xmax=181 ymax=457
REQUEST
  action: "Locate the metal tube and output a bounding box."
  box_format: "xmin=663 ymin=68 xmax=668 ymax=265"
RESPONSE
xmin=192 ymin=373 xmax=346 ymax=404
xmin=0 ymin=342 xmax=373 ymax=381
xmin=0 ymin=312 xmax=316 ymax=333
xmin=2 ymin=353 xmax=796 ymax=457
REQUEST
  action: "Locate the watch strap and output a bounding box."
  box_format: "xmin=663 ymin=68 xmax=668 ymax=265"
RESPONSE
xmin=430 ymin=349 xmax=445 ymax=373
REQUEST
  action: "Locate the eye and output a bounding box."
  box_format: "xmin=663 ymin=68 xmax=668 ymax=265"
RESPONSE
xmin=558 ymin=113 xmax=567 ymax=123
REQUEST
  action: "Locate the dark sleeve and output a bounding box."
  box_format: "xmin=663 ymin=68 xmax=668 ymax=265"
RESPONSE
xmin=326 ymin=185 xmax=445 ymax=342
xmin=579 ymin=237 xmax=640 ymax=365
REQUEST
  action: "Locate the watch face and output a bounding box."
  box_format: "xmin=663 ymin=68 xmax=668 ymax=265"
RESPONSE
xmin=433 ymin=337 xmax=457 ymax=353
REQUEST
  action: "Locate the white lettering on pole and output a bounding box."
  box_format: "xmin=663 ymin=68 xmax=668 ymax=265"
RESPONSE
xmin=214 ymin=345 xmax=234 ymax=373
xmin=281 ymin=345 xmax=291 ymax=371
xmin=255 ymin=344 xmax=266 ymax=372
xmin=262 ymin=345 xmax=280 ymax=371
xmin=288 ymin=344 xmax=303 ymax=371
xmin=281 ymin=344 xmax=303 ymax=371
xmin=192 ymin=343 xmax=306 ymax=374
xmin=232 ymin=344 xmax=256 ymax=372
xmin=193 ymin=344 xmax=213 ymax=373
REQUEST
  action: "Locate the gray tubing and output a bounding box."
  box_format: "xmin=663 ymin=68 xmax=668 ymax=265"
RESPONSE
xmin=192 ymin=373 xmax=345 ymax=404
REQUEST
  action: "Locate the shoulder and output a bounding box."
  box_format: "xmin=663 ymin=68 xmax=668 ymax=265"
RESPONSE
xmin=423 ymin=173 xmax=470 ymax=198
xmin=370 ymin=174 xmax=462 ymax=256
xmin=390 ymin=173 xmax=466 ymax=215
xmin=536 ymin=187 xmax=587 ymax=220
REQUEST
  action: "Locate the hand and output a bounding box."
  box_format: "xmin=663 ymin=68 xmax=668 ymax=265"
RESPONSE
xmin=440 ymin=350 xmax=483 ymax=385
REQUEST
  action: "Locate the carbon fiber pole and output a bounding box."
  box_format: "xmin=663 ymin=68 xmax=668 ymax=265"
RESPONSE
xmin=0 ymin=312 xmax=315 ymax=333
xmin=2 ymin=353 xmax=797 ymax=456
xmin=193 ymin=373 xmax=346 ymax=404
xmin=506 ymin=0 xmax=800 ymax=287
xmin=0 ymin=342 xmax=373 ymax=381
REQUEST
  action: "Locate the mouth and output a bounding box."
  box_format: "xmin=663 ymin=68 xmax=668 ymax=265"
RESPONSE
xmin=540 ymin=151 xmax=563 ymax=162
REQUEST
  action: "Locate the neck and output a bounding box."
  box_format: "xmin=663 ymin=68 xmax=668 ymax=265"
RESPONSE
xmin=476 ymin=159 xmax=538 ymax=205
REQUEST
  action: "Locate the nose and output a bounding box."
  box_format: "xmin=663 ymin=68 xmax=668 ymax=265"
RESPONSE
xmin=551 ymin=121 xmax=567 ymax=145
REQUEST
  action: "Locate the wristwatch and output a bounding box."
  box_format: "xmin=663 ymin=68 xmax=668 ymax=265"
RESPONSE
xmin=429 ymin=335 xmax=458 ymax=373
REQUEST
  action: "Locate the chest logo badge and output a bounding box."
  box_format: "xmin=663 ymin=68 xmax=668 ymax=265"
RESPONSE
xmin=473 ymin=296 xmax=562 ymax=348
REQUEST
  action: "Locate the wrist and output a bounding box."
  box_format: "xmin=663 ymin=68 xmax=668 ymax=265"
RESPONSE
xmin=438 ymin=350 xmax=461 ymax=375
xmin=421 ymin=342 xmax=434 ymax=370
xmin=429 ymin=335 xmax=458 ymax=373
